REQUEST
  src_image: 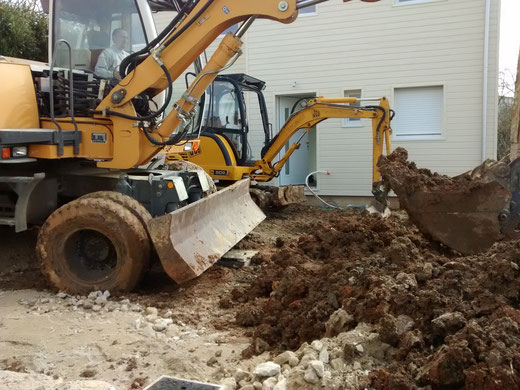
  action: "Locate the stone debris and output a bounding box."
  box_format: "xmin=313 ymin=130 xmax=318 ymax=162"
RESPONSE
xmin=252 ymin=362 xmax=280 ymax=378
xmin=82 ymin=300 xmax=94 ymax=310
xmin=273 ymin=351 xmax=299 ymax=367
xmin=318 ymin=348 xmax=329 ymax=364
xmin=325 ymin=309 xmax=355 ymax=337
xmin=431 ymin=311 xmax=467 ymax=338
xmin=152 ymin=318 xmax=173 ymax=332
xmin=17 ymin=291 xmax=147 ymax=318
xmin=309 ymin=360 xmax=324 ymax=378
xmin=310 ymin=340 xmax=323 ymax=352
xmin=94 ymin=296 xmax=107 ymax=306
xmin=303 ymin=367 xmax=319 ymax=384
xmin=262 ymin=376 xmax=277 ymax=389
xmin=224 ymin=323 xmax=388 ymax=390
xmin=221 ymin=377 xmax=237 ymax=390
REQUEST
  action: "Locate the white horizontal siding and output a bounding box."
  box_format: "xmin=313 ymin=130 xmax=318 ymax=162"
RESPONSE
xmin=241 ymin=0 xmax=500 ymax=196
xmin=152 ymin=1 xmax=499 ymax=196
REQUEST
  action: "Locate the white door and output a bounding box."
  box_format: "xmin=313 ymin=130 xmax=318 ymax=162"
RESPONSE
xmin=277 ymin=96 xmax=312 ymax=186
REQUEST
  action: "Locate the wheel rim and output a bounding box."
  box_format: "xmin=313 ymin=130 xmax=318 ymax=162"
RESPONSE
xmin=64 ymin=229 xmax=118 ymax=283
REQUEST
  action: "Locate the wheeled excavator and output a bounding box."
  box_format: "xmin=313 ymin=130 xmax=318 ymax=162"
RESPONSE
xmin=160 ymin=73 xmax=393 ymax=208
xmin=3 ymin=0 xmax=371 ymax=293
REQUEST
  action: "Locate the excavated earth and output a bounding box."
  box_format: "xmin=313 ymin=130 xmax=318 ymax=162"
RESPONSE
xmin=1 ymin=198 xmax=520 ymax=388
xmin=377 ymin=147 xmax=512 ymax=255
xmin=229 ymin=206 xmax=520 ymax=389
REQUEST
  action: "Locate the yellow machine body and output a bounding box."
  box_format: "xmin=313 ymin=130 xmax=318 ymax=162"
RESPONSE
xmin=0 ymin=62 xmax=40 ymax=129
xmin=0 ymin=0 xmax=299 ymax=168
xmin=0 ymin=0 xmax=310 ymax=293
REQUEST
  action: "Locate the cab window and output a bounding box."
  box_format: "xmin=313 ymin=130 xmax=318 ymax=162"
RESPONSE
xmin=53 ymin=0 xmax=146 ymax=70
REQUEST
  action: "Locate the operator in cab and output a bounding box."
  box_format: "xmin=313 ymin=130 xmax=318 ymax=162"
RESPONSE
xmin=94 ymin=28 xmax=129 ymax=80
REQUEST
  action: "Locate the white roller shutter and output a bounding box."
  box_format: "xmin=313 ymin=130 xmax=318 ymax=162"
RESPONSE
xmin=394 ymin=86 xmax=444 ymax=139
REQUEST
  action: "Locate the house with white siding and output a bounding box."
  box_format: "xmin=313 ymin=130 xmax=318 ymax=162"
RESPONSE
xmin=154 ymin=0 xmax=500 ymax=199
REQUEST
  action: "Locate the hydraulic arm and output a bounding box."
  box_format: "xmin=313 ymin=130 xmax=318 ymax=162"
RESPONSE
xmin=253 ymin=97 xmax=392 ymax=186
xmin=33 ymin=0 xmax=304 ymax=169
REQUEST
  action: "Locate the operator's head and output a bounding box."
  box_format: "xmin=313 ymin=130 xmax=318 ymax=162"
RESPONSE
xmin=112 ymin=28 xmax=129 ymax=50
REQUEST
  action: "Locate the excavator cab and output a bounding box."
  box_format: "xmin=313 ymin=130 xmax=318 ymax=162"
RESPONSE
xmin=41 ymin=0 xmax=154 ymax=72
xmin=181 ymin=73 xmax=271 ymax=168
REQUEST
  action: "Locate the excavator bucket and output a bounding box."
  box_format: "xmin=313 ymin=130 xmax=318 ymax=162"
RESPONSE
xmin=147 ymin=179 xmax=265 ymax=283
xmin=378 ymin=148 xmax=513 ymax=255
xmin=389 ymin=182 xmax=510 ymax=255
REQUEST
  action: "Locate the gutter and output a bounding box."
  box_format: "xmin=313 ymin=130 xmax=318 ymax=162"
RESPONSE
xmin=482 ymin=0 xmax=491 ymax=161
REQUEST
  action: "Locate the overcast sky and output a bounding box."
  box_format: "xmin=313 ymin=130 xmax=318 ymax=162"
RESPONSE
xmin=500 ymin=0 xmax=520 ymax=87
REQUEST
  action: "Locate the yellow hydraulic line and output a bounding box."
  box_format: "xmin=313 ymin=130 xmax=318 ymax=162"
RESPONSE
xmin=313 ymin=97 xmax=358 ymax=104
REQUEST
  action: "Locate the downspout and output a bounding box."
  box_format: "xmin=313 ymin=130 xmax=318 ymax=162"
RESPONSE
xmin=482 ymin=0 xmax=491 ymax=161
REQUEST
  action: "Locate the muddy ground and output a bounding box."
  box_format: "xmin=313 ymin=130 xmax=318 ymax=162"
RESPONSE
xmin=1 ymin=204 xmax=520 ymax=389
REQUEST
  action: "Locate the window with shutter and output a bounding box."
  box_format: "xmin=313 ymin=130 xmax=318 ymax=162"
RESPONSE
xmin=393 ymin=86 xmax=444 ymax=140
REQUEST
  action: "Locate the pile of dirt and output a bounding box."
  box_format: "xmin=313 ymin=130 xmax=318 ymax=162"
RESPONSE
xmin=230 ymin=208 xmax=520 ymax=388
xmin=377 ymin=147 xmax=474 ymax=193
xmin=377 ymin=147 xmax=511 ymax=255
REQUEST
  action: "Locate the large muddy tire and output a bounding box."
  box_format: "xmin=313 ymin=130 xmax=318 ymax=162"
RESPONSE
xmin=80 ymin=191 xmax=152 ymax=232
xmin=165 ymin=160 xmax=217 ymax=195
xmin=80 ymin=191 xmax=155 ymax=263
xmin=37 ymin=197 xmax=150 ymax=293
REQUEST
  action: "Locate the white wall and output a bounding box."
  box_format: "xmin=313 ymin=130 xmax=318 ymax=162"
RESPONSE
xmin=154 ymin=0 xmax=500 ymax=196
xmin=239 ymin=0 xmax=500 ymax=196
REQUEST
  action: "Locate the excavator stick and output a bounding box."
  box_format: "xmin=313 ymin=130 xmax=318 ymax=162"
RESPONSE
xmin=378 ymin=148 xmax=516 ymax=255
xmin=148 ymin=179 xmax=265 ymax=283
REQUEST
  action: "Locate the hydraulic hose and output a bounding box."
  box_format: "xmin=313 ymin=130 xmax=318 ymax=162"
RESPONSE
xmin=90 ymin=63 xmax=173 ymax=123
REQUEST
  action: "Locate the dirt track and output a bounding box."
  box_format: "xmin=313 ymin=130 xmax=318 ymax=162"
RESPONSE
xmin=1 ymin=205 xmax=520 ymax=389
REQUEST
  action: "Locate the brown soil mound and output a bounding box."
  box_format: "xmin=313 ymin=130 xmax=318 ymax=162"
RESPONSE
xmin=231 ymin=209 xmax=520 ymax=389
xmin=377 ymin=147 xmax=474 ymax=193
xmin=377 ymin=147 xmax=511 ymax=255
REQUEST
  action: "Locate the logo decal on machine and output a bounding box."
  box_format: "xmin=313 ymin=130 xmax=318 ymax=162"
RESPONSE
xmin=91 ymin=133 xmax=107 ymax=144
xmin=213 ymin=170 xmax=228 ymax=176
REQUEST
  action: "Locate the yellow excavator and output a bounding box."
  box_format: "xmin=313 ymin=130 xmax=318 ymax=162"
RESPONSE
xmin=3 ymin=0 xmax=361 ymax=293
xmin=160 ymin=73 xmax=393 ymax=208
